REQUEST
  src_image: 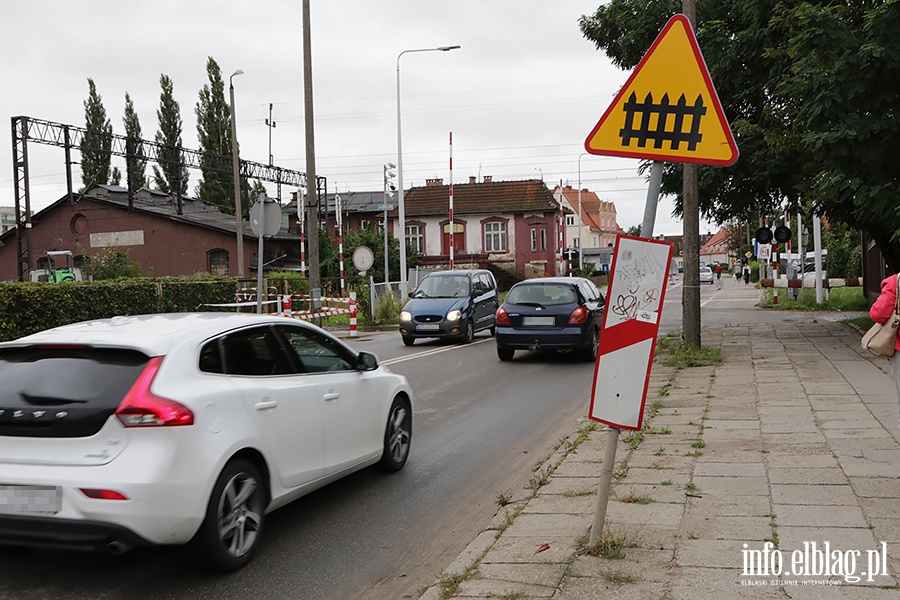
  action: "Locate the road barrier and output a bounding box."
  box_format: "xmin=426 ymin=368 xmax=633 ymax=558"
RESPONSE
xmin=278 ymin=294 xmax=354 ymax=322
xmin=760 ymin=277 xmax=862 ymax=289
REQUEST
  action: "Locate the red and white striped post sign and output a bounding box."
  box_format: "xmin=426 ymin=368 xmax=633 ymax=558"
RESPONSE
xmin=590 ymin=235 xmax=674 ymax=430
xmin=349 ymin=291 xmax=358 ymax=337
xmin=449 ymin=132 xmax=454 ymax=270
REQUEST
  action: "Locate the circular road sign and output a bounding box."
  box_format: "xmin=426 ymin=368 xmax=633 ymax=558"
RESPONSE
xmin=352 ymin=245 xmax=375 ymax=273
xmin=250 ymin=199 xmax=283 ymax=238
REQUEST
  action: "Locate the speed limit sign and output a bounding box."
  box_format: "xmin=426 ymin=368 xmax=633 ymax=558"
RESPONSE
xmin=758 ymin=244 xmax=771 ymax=260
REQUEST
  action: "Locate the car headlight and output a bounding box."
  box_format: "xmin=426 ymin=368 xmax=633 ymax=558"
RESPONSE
xmin=400 ymin=311 xmax=412 ymax=322
xmin=446 ymin=309 xmax=461 ymax=321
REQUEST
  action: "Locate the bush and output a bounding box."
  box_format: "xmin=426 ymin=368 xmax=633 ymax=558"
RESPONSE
xmin=373 ymin=290 xmax=401 ymax=325
xmin=760 ymin=286 xmax=868 ymax=311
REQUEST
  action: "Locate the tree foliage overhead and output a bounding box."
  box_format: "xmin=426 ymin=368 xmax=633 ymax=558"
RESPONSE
xmin=579 ymin=0 xmax=900 ymax=270
xmin=81 ymin=78 xmax=113 ymax=190
xmin=153 ymin=74 xmax=189 ymax=196
xmin=195 ymin=57 xmax=234 ymax=212
xmin=123 ymin=92 xmax=148 ymax=191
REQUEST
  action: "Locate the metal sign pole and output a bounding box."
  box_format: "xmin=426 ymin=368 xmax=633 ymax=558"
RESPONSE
xmin=590 ymin=166 xmax=663 ymax=546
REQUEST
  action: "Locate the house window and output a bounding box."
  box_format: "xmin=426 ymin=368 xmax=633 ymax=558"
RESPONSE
xmin=540 ymin=229 xmax=547 ymax=251
xmin=530 ymin=228 xmax=537 ymax=251
xmin=565 ymin=215 xmax=576 ymax=227
xmin=406 ymin=224 xmax=424 ymax=253
xmin=574 ymin=237 xmax=580 ymax=248
xmin=483 ymin=221 xmax=506 ymax=253
xmin=208 ymin=249 xmax=229 ymax=276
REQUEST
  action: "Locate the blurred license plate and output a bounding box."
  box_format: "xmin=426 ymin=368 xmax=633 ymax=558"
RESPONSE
xmin=523 ymin=316 xmax=555 ymax=326
xmin=0 ymin=485 xmax=61 ymax=514
xmin=416 ymin=324 xmax=439 ymax=331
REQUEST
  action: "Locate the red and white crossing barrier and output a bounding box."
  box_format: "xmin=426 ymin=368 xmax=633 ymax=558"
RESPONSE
xmin=349 ymin=291 xmax=357 ymax=337
xmin=277 ymin=293 xmax=357 ymax=323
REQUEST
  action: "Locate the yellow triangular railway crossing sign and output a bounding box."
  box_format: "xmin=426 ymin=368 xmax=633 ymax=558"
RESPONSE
xmin=585 ymin=14 xmax=738 ymax=166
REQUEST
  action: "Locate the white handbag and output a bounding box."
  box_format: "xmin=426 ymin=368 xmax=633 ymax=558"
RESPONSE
xmin=862 ymin=277 xmax=900 ymax=358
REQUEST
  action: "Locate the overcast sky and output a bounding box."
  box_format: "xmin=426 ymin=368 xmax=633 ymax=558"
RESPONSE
xmin=0 ymin=0 xmax=718 ymax=236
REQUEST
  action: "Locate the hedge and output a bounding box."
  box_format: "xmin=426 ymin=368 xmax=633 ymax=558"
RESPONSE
xmin=0 ymin=278 xmax=239 ymax=342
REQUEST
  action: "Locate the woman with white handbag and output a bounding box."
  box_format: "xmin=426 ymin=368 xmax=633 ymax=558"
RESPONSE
xmin=868 ymin=273 xmax=900 ymax=429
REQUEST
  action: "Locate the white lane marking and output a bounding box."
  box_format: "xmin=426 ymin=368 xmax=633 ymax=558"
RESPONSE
xmin=382 ymin=338 xmax=492 ymax=365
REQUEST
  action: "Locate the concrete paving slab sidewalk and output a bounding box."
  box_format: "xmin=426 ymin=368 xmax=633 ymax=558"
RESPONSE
xmin=419 ymin=294 xmax=900 ymax=599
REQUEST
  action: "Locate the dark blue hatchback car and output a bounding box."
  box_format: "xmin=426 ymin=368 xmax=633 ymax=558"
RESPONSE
xmin=495 ymin=277 xmax=605 ymax=361
xmin=399 ymin=270 xmax=499 ymax=346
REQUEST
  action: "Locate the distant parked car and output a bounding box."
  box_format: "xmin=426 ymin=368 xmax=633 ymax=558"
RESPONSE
xmin=699 ymin=266 xmax=714 ymax=284
xmin=495 ymin=277 xmax=604 ymax=362
xmin=0 ymin=313 xmax=412 ymax=571
xmin=399 ymin=270 xmax=498 ymax=345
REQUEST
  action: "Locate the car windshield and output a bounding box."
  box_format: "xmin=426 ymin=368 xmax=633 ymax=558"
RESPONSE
xmin=413 ymin=275 xmax=470 ymax=298
xmin=506 ymin=284 xmax=577 ymax=306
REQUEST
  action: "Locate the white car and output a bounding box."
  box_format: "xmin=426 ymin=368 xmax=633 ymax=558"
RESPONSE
xmin=0 ymin=313 xmax=412 ymax=571
xmin=699 ymin=266 xmax=715 ymax=284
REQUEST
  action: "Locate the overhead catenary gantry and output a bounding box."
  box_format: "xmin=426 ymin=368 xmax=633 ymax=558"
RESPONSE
xmin=10 ymin=115 xmax=325 ymax=281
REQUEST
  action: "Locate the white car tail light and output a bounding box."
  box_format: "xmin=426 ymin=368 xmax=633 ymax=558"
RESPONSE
xmin=115 ymin=356 xmax=194 ymax=427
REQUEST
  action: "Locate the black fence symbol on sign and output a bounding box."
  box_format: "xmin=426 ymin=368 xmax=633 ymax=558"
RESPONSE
xmin=619 ymin=92 xmax=707 ymax=151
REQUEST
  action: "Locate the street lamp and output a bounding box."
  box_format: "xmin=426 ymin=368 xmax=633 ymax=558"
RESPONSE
xmin=229 ymin=69 xmax=245 ymax=277
xmin=397 ymin=45 xmax=460 ymax=299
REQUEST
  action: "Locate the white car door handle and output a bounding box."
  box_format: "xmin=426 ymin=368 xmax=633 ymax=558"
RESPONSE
xmin=323 ymin=392 xmax=340 ymax=402
xmin=255 ymin=400 xmax=278 ymax=411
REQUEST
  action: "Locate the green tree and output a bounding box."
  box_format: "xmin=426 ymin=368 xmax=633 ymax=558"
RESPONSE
xmin=82 ymin=78 xmax=113 ymax=189
xmin=152 ymin=74 xmax=189 ymax=196
xmin=579 ymin=1 xmax=900 ymax=270
xmin=110 ymin=166 xmax=122 ymax=186
xmin=823 ymin=223 xmax=862 ymax=279
xmin=771 ymin=1 xmax=900 ymax=270
xmin=89 ymin=245 xmax=143 ymax=279
xmin=625 ymin=224 xmax=642 ymax=237
xmin=336 ymin=228 xmax=418 ymax=284
xmin=195 ymin=57 xmax=233 ymax=211
xmin=122 ymin=92 xmax=148 ymax=191
xmin=249 ymin=180 xmax=267 ymax=202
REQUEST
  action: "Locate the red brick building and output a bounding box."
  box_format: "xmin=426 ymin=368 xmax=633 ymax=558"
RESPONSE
xmin=0 ymin=185 xmax=301 ymax=281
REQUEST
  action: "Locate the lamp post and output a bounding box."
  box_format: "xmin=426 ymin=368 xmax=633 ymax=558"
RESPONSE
xmin=229 ymin=69 xmax=245 ymax=277
xmin=397 ymin=45 xmax=460 ymax=299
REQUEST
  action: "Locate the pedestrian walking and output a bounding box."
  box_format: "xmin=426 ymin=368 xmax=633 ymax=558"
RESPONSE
xmin=742 ymin=264 xmax=751 ymax=285
xmin=869 ymin=273 xmax=900 ymax=430
xmin=715 ymin=264 xmax=722 ymax=280
xmin=734 ymin=265 xmax=741 ymax=282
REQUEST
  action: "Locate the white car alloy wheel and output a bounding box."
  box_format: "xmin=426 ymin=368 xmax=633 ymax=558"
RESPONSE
xmin=379 ymin=397 xmax=411 ymax=472
xmin=194 ymin=459 xmax=267 ymax=572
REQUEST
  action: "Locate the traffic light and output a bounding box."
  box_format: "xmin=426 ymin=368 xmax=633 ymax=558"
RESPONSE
xmin=774 ymin=225 xmax=791 ymax=244
xmin=754 ymin=225 xmax=792 ymax=244
xmin=384 ymin=163 xmax=397 ymax=195
xmin=754 ymin=227 xmax=773 ymax=244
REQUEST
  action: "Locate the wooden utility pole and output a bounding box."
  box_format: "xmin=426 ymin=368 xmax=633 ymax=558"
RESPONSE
xmin=302 ymin=0 xmax=321 ymax=304
xmin=682 ymin=0 xmax=701 ymax=347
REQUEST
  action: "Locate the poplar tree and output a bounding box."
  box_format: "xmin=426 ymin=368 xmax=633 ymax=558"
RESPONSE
xmin=152 ymin=74 xmax=189 ymax=196
xmin=82 ymin=78 xmax=113 ymax=189
xmin=195 ymin=57 xmax=234 ymax=211
xmin=123 ymin=92 xmax=147 ymax=190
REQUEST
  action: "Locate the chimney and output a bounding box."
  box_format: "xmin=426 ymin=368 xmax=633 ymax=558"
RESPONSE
xmin=469 ymin=176 xmax=476 ymax=184
xmin=483 ymin=175 xmax=492 ymax=183
xmin=426 ymin=178 xmax=443 ymax=187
